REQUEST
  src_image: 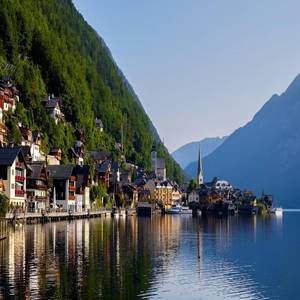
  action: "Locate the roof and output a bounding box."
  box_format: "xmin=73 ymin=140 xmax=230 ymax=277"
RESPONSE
xmin=20 ymin=146 xmax=31 ymax=160
xmin=45 ymin=98 xmax=60 ymax=109
xmin=0 ymin=147 xmax=24 ymax=166
xmin=95 ymin=117 xmax=104 ymax=127
xmin=111 ymin=161 xmax=119 ymax=172
xmin=27 ymin=163 xmax=45 ymax=180
xmin=75 ymin=165 xmax=90 ymax=188
xmin=88 ymin=150 xmax=109 ymax=161
xmin=47 ymin=165 xmax=74 ymax=179
xmin=98 ymin=160 xmax=111 ymax=173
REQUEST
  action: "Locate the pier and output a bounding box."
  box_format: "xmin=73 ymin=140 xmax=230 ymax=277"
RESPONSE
xmin=4 ymin=209 xmax=136 ymax=224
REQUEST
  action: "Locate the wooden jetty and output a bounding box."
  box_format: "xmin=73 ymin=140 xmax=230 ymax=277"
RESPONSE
xmin=5 ymin=209 xmax=136 ymax=224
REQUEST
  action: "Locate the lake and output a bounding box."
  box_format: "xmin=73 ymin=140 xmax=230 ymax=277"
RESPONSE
xmin=0 ymin=212 xmax=299 ymax=299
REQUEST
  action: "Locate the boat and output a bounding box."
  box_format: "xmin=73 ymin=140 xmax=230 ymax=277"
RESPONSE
xmin=272 ymin=207 xmax=283 ymax=216
xmin=165 ymin=204 xmax=182 ymax=215
xmin=181 ymin=206 xmax=193 ymax=214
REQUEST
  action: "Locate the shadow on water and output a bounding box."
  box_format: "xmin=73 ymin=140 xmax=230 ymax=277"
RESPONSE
xmin=0 ymin=213 xmax=297 ymax=300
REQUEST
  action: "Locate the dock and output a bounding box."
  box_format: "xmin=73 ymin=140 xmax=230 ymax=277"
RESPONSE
xmin=5 ymin=209 xmax=136 ymax=223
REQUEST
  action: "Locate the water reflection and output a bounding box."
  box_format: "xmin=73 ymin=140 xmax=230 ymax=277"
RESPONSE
xmin=0 ymin=213 xmax=295 ymax=299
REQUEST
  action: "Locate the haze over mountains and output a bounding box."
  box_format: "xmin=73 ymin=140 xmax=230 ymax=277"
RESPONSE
xmin=186 ymin=74 xmax=300 ymax=208
xmin=172 ymin=137 xmax=227 ymax=169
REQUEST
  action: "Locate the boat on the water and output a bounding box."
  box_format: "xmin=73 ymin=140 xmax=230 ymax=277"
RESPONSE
xmin=272 ymin=207 xmax=283 ymax=216
xmin=165 ymin=204 xmax=182 ymax=215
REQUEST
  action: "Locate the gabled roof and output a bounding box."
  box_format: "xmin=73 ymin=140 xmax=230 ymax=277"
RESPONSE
xmin=47 ymin=165 xmax=74 ymax=179
xmin=97 ymin=160 xmax=111 ymax=173
xmin=45 ymin=98 xmax=60 ymax=109
xmin=0 ymin=147 xmax=25 ymax=166
xmin=88 ymin=150 xmax=109 ymax=161
xmin=75 ymin=165 xmax=90 ymax=188
xmin=27 ymin=162 xmax=46 ymax=180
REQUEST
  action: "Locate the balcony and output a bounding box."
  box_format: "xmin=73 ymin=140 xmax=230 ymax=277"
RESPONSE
xmin=69 ymin=185 xmax=76 ymax=191
xmin=15 ymin=161 xmax=25 ymax=169
xmin=15 ymin=175 xmax=25 ymax=182
xmin=15 ymin=189 xmax=25 ymax=197
xmin=69 ymin=195 xmax=76 ymax=201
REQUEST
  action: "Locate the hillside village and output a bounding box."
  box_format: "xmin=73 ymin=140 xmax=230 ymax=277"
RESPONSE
xmin=0 ymin=77 xmax=183 ymax=215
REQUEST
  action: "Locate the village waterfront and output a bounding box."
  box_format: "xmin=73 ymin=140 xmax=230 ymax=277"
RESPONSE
xmin=0 ymin=212 xmax=298 ymax=300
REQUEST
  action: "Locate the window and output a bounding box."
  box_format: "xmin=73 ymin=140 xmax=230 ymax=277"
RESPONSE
xmin=12 ymin=169 xmax=14 ymax=175
xmin=11 ymin=183 xmax=15 ymax=189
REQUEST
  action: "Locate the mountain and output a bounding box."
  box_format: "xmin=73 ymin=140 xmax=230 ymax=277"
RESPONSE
xmin=0 ymin=0 xmax=183 ymax=183
xmin=192 ymin=74 xmax=300 ymax=208
xmin=172 ymin=137 xmax=227 ymax=169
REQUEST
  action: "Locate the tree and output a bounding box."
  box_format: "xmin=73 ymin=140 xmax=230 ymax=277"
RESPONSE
xmin=90 ymin=184 xmax=107 ymax=209
xmin=0 ymin=194 xmax=9 ymax=217
xmin=187 ymin=179 xmax=197 ymax=194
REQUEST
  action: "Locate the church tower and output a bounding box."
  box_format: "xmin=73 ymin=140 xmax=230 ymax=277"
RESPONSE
xmin=197 ymin=146 xmax=204 ymax=186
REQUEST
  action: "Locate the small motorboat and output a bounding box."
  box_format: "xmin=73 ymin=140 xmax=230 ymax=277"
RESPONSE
xmin=181 ymin=206 xmax=193 ymax=214
xmin=165 ymin=204 xmax=182 ymax=215
xmin=272 ymin=207 xmax=283 ymax=216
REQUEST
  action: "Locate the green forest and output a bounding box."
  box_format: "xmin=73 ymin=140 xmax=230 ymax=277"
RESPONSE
xmin=0 ymin=0 xmax=184 ymax=183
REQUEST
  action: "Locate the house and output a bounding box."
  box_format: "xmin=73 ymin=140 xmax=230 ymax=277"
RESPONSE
xmin=0 ymin=77 xmax=19 ymax=114
xmin=47 ymin=148 xmax=62 ymax=165
xmin=0 ymin=123 xmax=9 ymax=147
xmin=88 ymin=150 xmax=109 ymax=164
xmin=26 ymin=162 xmax=48 ymax=212
xmin=95 ymin=117 xmax=104 ymax=132
xmin=20 ymin=126 xmax=45 ymax=162
xmin=122 ymin=184 xmax=138 ymax=208
xmin=47 ymin=165 xmax=76 ymax=212
xmin=75 ymin=165 xmax=90 ymax=212
xmin=95 ymin=160 xmax=111 ymax=189
xmin=0 ymin=147 xmax=28 ymax=209
xmin=44 ymin=95 xmax=65 ymax=124
xmin=188 ymin=190 xmax=200 ymax=205
xmin=155 ymin=180 xmax=173 ymax=208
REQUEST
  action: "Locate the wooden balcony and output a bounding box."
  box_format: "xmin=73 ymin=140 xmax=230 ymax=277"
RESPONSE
xmin=15 ymin=175 xmax=25 ymax=182
xmin=15 ymin=161 xmax=25 ymax=169
xmin=15 ymin=189 xmax=25 ymax=197
xmin=69 ymin=185 xmax=76 ymax=191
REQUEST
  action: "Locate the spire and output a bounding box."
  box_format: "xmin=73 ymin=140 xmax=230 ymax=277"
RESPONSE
xmin=197 ymin=145 xmax=204 ymax=186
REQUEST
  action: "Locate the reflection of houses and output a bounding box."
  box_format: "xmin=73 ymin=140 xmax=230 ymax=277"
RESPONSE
xmin=47 ymin=165 xmax=76 ymax=211
xmin=26 ymin=162 xmax=48 ymax=212
xmin=0 ymin=147 xmax=28 ymax=208
xmin=44 ymin=95 xmax=65 ymax=124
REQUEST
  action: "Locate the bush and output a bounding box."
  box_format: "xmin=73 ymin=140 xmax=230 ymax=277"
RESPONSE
xmin=0 ymin=194 xmax=9 ymax=217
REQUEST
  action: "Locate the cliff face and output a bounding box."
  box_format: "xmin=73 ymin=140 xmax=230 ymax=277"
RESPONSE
xmin=202 ymin=74 xmax=300 ymax=207
xmin=0 ymin=0 xmax=183 ymax=182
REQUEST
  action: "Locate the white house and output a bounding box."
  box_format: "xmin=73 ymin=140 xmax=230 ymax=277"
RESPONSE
xmin=188 ymin=190 xmax=200 ymax=204
xmin=0 ymin=147 xmax=28 ymax=209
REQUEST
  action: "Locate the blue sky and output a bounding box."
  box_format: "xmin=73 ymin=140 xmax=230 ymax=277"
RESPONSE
xmin=73 ymin=0 xmax=300 ymax=152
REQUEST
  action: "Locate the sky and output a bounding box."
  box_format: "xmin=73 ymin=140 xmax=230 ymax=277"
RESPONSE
xmin=73 ymin=0 xmax=300 ymax=152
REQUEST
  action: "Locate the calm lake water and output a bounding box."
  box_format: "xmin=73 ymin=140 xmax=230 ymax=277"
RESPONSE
xmin=0 ymin=212 xmax=299 ymax=299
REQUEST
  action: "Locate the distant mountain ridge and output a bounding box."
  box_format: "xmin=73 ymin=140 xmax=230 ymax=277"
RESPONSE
xmin=172 ymin=137 xmax=227 ymax=169
xmin=187 ymin=74 xmax=300 ymax=208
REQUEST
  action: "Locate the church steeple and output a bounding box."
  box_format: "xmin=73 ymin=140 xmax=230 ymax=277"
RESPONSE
xmin=197 ymin=146 xmax=204 ymax=186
